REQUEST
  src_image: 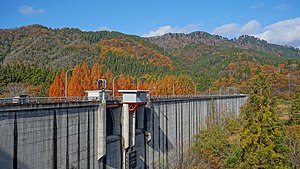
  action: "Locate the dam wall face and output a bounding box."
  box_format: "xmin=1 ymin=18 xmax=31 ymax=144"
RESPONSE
xmin=0 ymin=95 xmax=247 ymax=169
xmin=0 ymin=102 xmax=101 ymax=169
xmin=146 ymin=96 xmax=246 ymax=168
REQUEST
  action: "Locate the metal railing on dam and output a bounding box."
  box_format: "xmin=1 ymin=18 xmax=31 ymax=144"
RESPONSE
xmin=0 ymin=94 xmax=246 ymax=105
xmin=0 ymin=94 xmax=247 ymax=169
xmin=0 ymin=96 xmax=123 ymax=105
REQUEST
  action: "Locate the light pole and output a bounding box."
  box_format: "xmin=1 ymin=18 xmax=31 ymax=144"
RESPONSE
xmin=65 ymin=68 xmax=74 ymax=97
xmin=137 ymin=76 xmax=146 ymax=90
xmin=149 ymin=86 xmax=156 ymax=94
xmin=147 ymin=86 xmax=156 ymax=98
xmin=113 ymin=75 xmax=124 ymax=98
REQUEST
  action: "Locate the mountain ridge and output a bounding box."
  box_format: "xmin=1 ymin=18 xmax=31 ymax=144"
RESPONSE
xmin=147 ymin=31 xmax=300 ymax=59
xmin=0 ymin=24 xmax=299 ymax=94
xmin=1 ymin=24 xmax=299 ymax=68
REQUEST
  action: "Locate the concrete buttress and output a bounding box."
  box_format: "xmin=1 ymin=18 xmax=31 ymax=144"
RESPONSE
xmin=97 ymin=103 xmax=106 ymax=163
xmin=121 ymin=103 xmax=129 ymax=169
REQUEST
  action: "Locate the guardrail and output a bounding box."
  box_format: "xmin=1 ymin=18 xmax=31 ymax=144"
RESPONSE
xmin=0 ymin=94 xmax=246 ymax=106
xmin=150 ymin=94 xmax=247 ymax=101
xmin=0 ymin=96 xmax=112 ymax=105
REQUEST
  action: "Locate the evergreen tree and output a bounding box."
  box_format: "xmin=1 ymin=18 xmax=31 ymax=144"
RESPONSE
xmin=291 ymin=87 xmax=300 ymax=124
xmin=239 ymin=73 xmax=290 ymax=168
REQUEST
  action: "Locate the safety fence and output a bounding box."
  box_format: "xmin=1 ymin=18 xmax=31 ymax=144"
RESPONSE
xmin=0 ymin=94 xmax=246 ymax=106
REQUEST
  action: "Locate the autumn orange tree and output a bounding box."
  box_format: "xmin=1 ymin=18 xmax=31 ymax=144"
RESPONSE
xmin=49 ymin=63 xmax=113 ymax=97
xmin=113 ymin=75 xmax=134 ymax=96
xmin=152 ymin=75 xmax=195 ymax=96
xmin=68 ymin=65 xmax=84 ymax=96
xmin=139 ymin=81 xmax=154 ymax=91
xmin=176 ymin=75 xmax=195 ymax=95
xmin=103 ymin=68 xmax=114 ymax=90
xmin=48 ymin=72 xmax=60 ymax=97
xmin=90 ymin=63 xmax=104 ymax=90
xmin=66 ymin=63 xmax=98 ymax=96
xmin=81 ymin=62 xmax=91 ymax=92
xmin=212 ymin=62 xmax=300 ymax=98
xmin=48 ymin=69 xmax=65 ymax=97
xmin=48 ymin=62 xmax=197 ymax=97
xmin=59 ymin=70 xmax=66 ymax=95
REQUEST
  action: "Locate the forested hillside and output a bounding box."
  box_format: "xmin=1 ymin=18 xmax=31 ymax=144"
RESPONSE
xmin=0 ymin=24 xmax=171 ymax=68
xmin=0 ymin=25 xmax=299 ymax=97
xmin=148 ymin=32 xmax=300 ymax=92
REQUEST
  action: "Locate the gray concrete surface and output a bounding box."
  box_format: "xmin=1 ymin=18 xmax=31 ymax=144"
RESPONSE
xmin=0 ymin=95 xmax=247 ymax=169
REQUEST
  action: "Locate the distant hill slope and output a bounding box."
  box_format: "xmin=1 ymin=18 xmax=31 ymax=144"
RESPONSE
xmin=0 ymin=24 xmax=172 ymax=70
xmin=148 ymin=32 xmax=299 ymax=85
xmin=0 ymin=24 xmax=97 ymax=67
xmin=0 ymin=25 xmax=299 ymax=92
xmin=236 ymin=35 xmax=300 ymax=58
xmin=148 ymin=32 xmax=300 ymax=59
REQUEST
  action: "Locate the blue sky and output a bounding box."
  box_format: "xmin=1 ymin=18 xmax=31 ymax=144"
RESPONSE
xmin=1 ymin=0 xmax=300 ymax=48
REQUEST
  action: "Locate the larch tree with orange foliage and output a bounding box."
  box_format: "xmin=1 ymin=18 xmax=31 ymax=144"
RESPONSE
xmin=137 ymin=80 xmax=143 ymax=90
xmin=157 ymin=77 xmax=167 ymax=95
xmin=81 ymin=62 xmax=91 ymax=92
xmin=59 ymin=69 xmax=66 ymax=96
xmin=114 ymin=75 xmax=132 ymax=96
xmin=48 ymin=70 xmax=65 ymax=97
xmin=167 ymin=75 xmax=176 ymax=95
xmin=140 ymin=81 xmax=150 ymax=90
xmin=147 ymin=81 xmax=156 ymax=93
xmin=48 ymin=72 xmax=60 ymax=97
xmin=125 ymin=76 xmax=134 ymax=90
xmin=177 ymin=75 xmax=195 ymax=95
xmin=90 ymin=63 xmax=103 ymax=90
xmin=68 ymin=65 xmax=84 ymax=96
xmin=103 ymin=68 xmax=114 ymax=90
xmin=113 ymin=75 xmax=123 ymax=96
xmin=154 ymin=75 xmax=177 ymax=96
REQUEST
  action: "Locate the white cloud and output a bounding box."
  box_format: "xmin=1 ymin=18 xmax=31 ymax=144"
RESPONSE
xmin=143 ymin=26 xmax=173 ymax=37
xmin=211 ymin=18 xmax=300 ymax=48
xmin=144 ymin=18 xmax=300 ymax=48
xmin=250 ymin=2 xmax=264 ymax=9
xmin=142 ymin=24 xmax=200 ymax=37
xmin=212 ymin=20 xmax=261 ymax=38
xmin=239 ymin=20 xmax=261 ymax=35
xmin=257 ymin=17 xmax=300 ymax=48
xmin=212 ymin=23 xmax=241 ymax=37
xmin=276 ymin=4 xmax=290 ymax=12
xmin=97 ymin=26 xmax=111 ymax=31
xmin=18 ymin=5 xmax=45 ymax=15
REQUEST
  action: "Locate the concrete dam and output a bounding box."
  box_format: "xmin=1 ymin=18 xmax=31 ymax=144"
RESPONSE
xmin=0 ymin=91 xmax=247 ymax=169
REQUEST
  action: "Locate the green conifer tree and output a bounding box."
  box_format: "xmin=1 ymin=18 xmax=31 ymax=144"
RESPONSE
xmin=239 ymin=73 xmax=291 ymax=168
xmin=291 ymin=87 xmax=300 ymax=124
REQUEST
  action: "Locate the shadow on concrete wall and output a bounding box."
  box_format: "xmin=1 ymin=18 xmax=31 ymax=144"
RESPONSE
xmin=144 ymin=107 xmax=174 ymax=153
xmin=0 ymin=149 xmax=29 ymax=169
xmin=106 ymin=108 xmax=113 ymax=136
